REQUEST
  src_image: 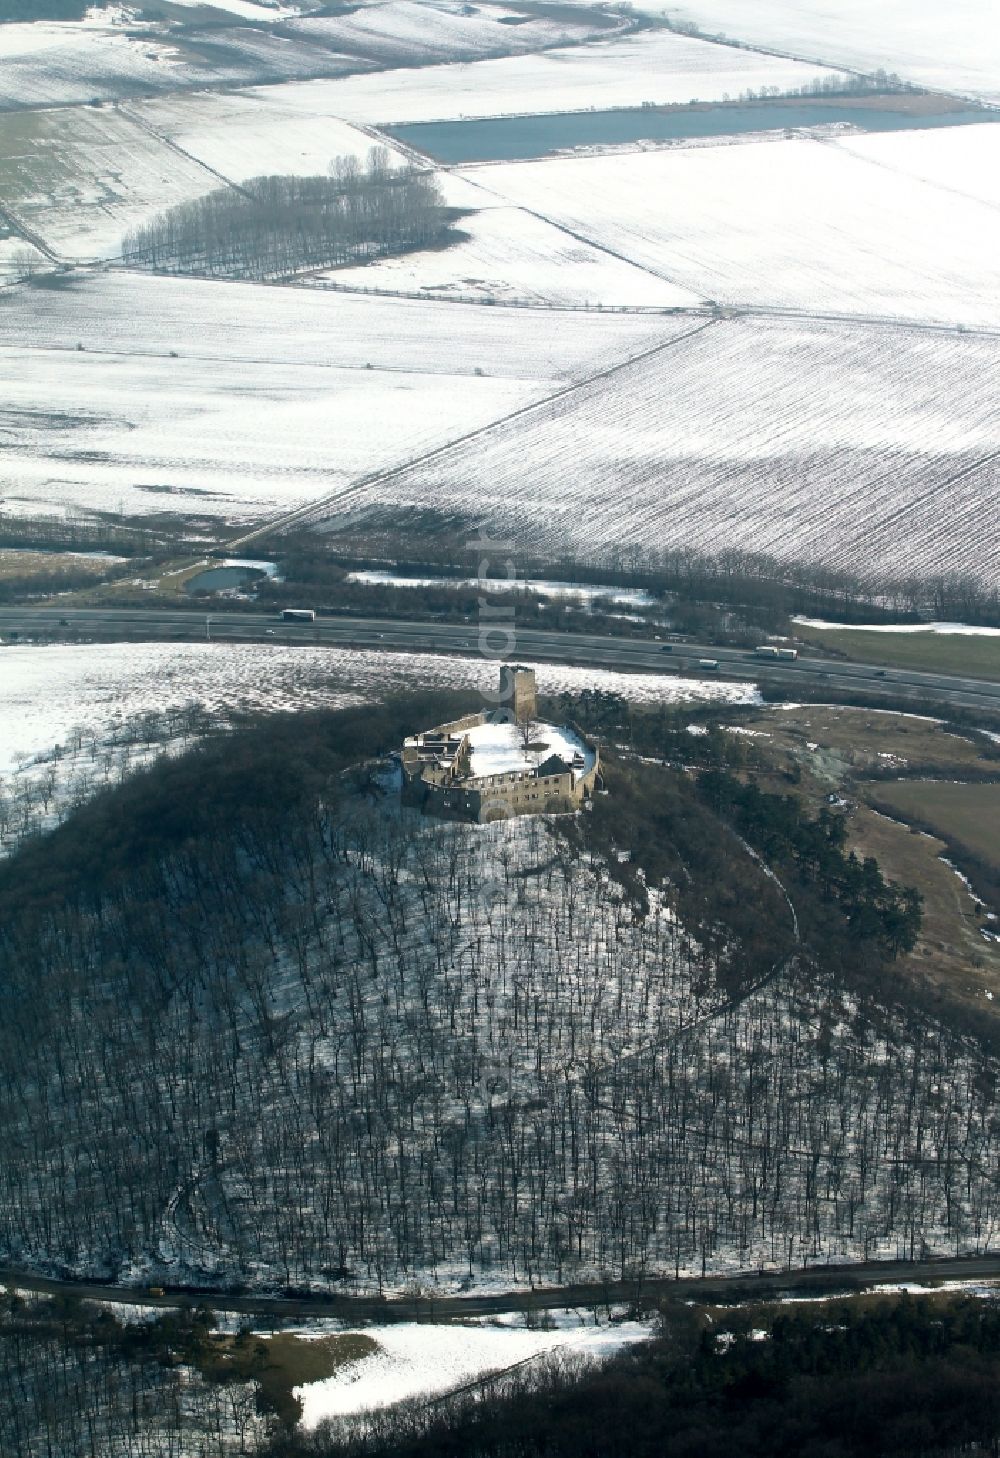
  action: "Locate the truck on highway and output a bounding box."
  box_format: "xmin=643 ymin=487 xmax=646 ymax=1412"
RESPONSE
xmin=754 ymin=645 xmax=798 ymax=660
xmin=281 ymin=608 xmax=316 ymax=622
xmin=698 ymin=658 xmax=720 ymax=670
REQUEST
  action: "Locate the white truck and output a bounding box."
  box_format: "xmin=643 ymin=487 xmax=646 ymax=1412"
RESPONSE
xmin=281 ymin=608 xmax=316 ymax=622
xmin=698 ymin=658 xmax=720 ymax=670
xmin=754 ymin=645 xmax=798 ymax=660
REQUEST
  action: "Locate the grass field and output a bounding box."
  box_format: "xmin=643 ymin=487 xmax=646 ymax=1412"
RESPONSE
xmin=0 ymin=549 xmax=125 ymax=580
xmin=796 ymin=625 xmax=1000 ymax=680
xmin=871 ymin=780 xmax=1000 ymax=872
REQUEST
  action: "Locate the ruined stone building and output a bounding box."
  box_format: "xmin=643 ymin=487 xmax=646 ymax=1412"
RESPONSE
xmin=401 ymin=667 xmax=600 ymax=823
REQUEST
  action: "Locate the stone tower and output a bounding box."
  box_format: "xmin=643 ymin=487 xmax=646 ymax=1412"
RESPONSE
xmin=509 ymin=665 xmax=537 ymax=725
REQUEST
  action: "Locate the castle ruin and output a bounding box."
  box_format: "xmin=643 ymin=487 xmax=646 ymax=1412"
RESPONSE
xmin=401 ymin=667 xmax=599 ymax=823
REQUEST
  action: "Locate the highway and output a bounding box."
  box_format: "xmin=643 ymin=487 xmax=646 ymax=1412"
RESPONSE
xmin=3 ymin=1254 xmax=1000 ymax=1322
xmin=3 ymin=606 xmax=1000 ymax=716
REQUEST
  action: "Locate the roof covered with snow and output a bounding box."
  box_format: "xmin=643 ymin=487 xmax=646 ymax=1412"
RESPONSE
xmin=462 ymin=719 xmax=594 ymax=784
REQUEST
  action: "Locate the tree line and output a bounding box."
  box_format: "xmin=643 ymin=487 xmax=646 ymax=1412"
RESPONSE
xmin=121 ymin=149 xmax=456 ymax=281
xmin=261 ymin=532 xmax=1000 ymax=640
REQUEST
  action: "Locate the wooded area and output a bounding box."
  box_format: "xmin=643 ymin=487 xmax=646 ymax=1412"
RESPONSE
xmin=121 ymin=150 xmax=456 ymax=280
xmin=0 ymin=696 xmax=988 ymax=1306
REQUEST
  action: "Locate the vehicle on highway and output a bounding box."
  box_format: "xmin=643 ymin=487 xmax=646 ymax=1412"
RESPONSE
xmin=699 ymin=658 xmax=720 ymax=670
xmin=777 ymin=647 xmax=798 ymax=660
xmin=281 ymin=608 xmax=316 ymax=622
xmin=754 ymin=645 xmax=780 ymax=658
xmin=660 ymin=644 xmax=673 ymax=652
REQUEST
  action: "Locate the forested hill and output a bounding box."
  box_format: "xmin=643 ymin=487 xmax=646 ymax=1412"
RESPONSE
xmin=0 ymin=695 xmax=992 ymax=1299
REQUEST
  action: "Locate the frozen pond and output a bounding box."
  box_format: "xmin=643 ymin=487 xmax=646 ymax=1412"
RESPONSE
xmin=391 ymin=101 xmax=999 ymax=164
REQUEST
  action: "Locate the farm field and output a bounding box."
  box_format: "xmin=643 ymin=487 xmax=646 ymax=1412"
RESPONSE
xmin=0 ymin=271 xmax=669 ymax=375
xmin=0 ymin=348 xmax=546 ymax=523
xmin=325 ymin=313 xmax=1000 ymax=585
xmin=0 ymin=103 xmax=222 ymax=261
xmin=0 ymin=274 xmax=685 ymax=524
xmin=795 ymin=625 xmax=1000 ymax=680
xmin=668 ymin=0 xmax=1000 ymax=104
xmin=0 ymin=19 xmax=202 ymax=109
xmin=834 ymin=122 xmax=1000 ymax=212
xmin=270 ymin=29 xmax=846 ymax=126
xmin=0 ymin=548 xmax=126 ymax=581
xmin=319 ymin=196 xmax=694 ymax=306
xmin=0 ymin=271 xmax=680 ymax=523
xmin=0 ymin=13 xmax=363 ymax=110
xmin=870 ymin=781 xmax=1000 ymax=873
xmin=462 ymin=134 xmax=1000 ymax=327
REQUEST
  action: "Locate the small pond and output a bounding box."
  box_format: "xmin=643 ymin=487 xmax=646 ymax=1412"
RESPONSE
xmin=184 ymin=558 xmax=276 ymax=595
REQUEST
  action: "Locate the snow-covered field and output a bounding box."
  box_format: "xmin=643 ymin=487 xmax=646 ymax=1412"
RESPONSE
xmin=0 ymin=348 xmax=546 ymax=522
xmin=463 ymin=133 xmax=1000 ymax=327
xmin=285 ymin=0 xmax=621 ymax=66
xmin=1 ymin=271 xmax=668 ymax=378
xmin=0 ymin=1 xmax=618 ymax=110
xmin=0 ymin=18 xmax=195 ymax=109
xmin=0 ymin=640 xmax=757 ymax=777
xmin=280 ymin=28 xmax=846 ymax=125
xmin=667 ymin=0 xmax=1000 ymax=104
xmin=0 ymin=272 xmax=676 ymax=522
xmin=295 ymin=1318 xmax=655 ymax=1428
xmin=834 ymin=122 xmax=1000 ymax=213
xmin=318 ymin=194 xmax=693 ymax=307
xmin=325 ymin=313 xmax=1000 ymax=584
xmin=128 ymin=90 xmax=406 ymax=186
xmin=0 ymin=11 xmax=361 ymax=110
